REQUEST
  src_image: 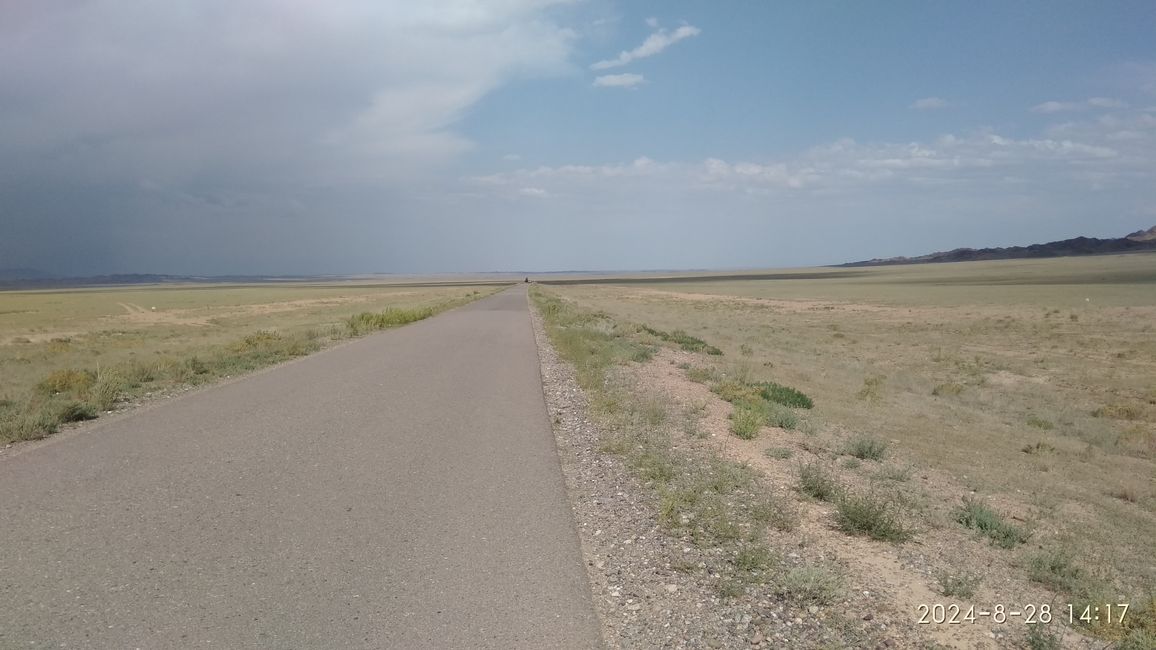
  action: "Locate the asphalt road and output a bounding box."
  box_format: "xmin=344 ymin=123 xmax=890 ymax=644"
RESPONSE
xmin=0 ymin=286 xmax=604 ymax=649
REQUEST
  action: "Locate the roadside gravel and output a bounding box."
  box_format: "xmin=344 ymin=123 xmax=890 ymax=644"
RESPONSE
xmin=531 ymin=305 xmax=876 ymax=649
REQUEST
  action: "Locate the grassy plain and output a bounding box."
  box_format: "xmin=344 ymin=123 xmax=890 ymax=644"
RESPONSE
xmin=0 ymin=282 xmax=504 ymax=443
xmin=539 ymin=252 xmax=1156 ymax=647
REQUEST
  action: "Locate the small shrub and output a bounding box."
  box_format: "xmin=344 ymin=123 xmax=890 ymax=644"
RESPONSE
xmin=775 ymin=564 xmax=843 ymax=605
xmin=955 ymin=497 xmax=1030 ymax=548
xmin=1026 ymin=415 xmax=1054 ymax=430
xmin=730 ymin=403 xmax=764 ymax=439
xmin=89 ymin=370 xmax=125 ymax=410
xmin=765 ymin=403 xmax=799 ymax=430
xmin=766 ymin=447 xmax=794 ymax=460
xmin=1026 ymin=548 xmax=1085 ymax=593
xmin=845 ymin=435 xmax=888 ymax=461
xmin=935 ymin=570 xmax=981 ymax=598
xmin=797 ymin=462 xmax=841 ymax=502
xmin=52 ymin=400 xmax=97 ymax=424
xmin=835 ymin=491 xmax=911 ymax=542
xmin=932 ymin=382 xmax=964 ymax=396
xmin=841 ymin=457 xmax=862 ymax=470
xmin=36 ymin=368 xmax=95 ymax=397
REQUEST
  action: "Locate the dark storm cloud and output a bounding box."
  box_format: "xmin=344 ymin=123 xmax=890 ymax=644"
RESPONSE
xmin=0 ymin=1 xmax=576 ymax=275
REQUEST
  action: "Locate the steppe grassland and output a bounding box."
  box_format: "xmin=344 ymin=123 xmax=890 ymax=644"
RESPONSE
xmin=0 ymin=282 xmax=503 ymax=443
xmin=545 ymin=253 xmax=1155 ymax=641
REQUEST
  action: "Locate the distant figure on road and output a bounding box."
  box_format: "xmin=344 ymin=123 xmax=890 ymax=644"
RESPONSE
xmin=524 ymin=277 xmax=529 ymax=283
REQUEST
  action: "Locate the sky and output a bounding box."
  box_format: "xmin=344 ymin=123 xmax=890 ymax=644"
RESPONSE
xmin=2 ymin=0 xmax=1155 ymax=276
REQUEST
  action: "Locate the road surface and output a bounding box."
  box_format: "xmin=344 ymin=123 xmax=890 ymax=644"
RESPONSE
xmin=0 ymin=286 xmax=603 ymax=649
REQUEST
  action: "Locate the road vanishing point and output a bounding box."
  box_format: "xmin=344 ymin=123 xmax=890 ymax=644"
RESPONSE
xmin=0 ymin=286 xmax=604 ymax=649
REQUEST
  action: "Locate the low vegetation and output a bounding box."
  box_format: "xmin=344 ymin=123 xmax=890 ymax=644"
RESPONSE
xmin=844 ymin=435 xmax=888 ymax=461
xmin=0 ymin=289 xmax=495 ymax=444
xmin=639 ymin=324 xmax=723 ymax=355
xmin=834 ymin=491 xmax=912 ymax=543
xmin=934 ymin=570 xmax=981 ymax=598
xmin=535 ymin=289 xmax=836 ymax=605
xmin=796 ymin=462 xmax=842 ymax=502
xmin=955 ymin=497 xmax=1030 ymax=548
xmin=537 ymin=255 xmax=1156 ymax=644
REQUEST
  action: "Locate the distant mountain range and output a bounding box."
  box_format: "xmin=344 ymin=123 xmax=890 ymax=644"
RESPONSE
xmin=840 ymin=225 xmax=1156 ymax=267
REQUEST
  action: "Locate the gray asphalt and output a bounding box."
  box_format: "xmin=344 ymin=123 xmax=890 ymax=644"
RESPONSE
xmin=0 ymin=286 xmax=604 ymax=649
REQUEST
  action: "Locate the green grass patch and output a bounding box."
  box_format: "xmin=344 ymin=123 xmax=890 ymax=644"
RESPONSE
xmin=639 ymin=324 xmax=723 ymax=355
xmin=345 ymin=306 xmax=436 ymax=335
xmin=753 ymin=381 xmax=814 ymax=409
xmin=729 ymin=402 xmax=764 ymax=439
xmin=955 ymin=497 xmax=1030 ymax=548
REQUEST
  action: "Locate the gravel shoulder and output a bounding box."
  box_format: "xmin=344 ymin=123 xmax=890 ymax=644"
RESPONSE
xmin=532 ymin=303 xmax=873 ymax=649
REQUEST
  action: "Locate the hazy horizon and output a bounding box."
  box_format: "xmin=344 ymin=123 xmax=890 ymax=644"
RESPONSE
xmin=3 ymin=2 xmax=1154 ymax=276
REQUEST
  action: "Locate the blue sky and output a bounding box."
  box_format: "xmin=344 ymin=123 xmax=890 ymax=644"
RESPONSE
xmin=2 ymin=1 xmax=1154 ymax=274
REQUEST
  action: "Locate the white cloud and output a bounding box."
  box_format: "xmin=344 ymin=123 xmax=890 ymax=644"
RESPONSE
xmin=645 ymin=17 xmax=659 ymax=29
xmin=471 ymin=108 xmax=1155 ymax=198
xmin=910 ymin=97 xmax=949 ymax=110
xmin=1032 ymin=97 xmax=1129 ymax=113
xmin=503 ymin=153 xmax=522 ymax=161
xmin=590 ymin=24 xmax=700 ymax=70
xmin=518 ymin=187 xmax=549 ymax=197
xmin=1088 ymin=97 xmax=1127 ymax=108
xmin=593 ymin=73 xmax=645 ymax=88
xmin=0 ymin=1 xmax=579 ymax=186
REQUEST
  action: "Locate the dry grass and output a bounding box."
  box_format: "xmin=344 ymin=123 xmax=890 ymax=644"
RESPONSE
xmin=0 ymin=282 xmax=503 ymax=443
xmin=543 ymin=252 xmax=1156 ymax=641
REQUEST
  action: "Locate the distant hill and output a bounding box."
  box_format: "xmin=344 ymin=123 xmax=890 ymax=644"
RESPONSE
xmin=840 ymin=226 xmax=1156 ymax=267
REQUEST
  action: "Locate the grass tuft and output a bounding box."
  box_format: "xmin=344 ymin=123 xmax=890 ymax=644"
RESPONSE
xmin=345 ymin=306 xmax=436 ymax=335
xmin=765 ymin=447 xmax=794 ymax=460
xmin=729 ymin=402 xmax=764 ymax=439
xmin=934 ymin=570 xmax=981 ymax=598
xmin=796 ymin=462 xmax=842 ymax=502
xmin=844 ymin=435 xmax=888 ymax=461
xmin=931 ymin=382 xmax=964 ymax=396
xmin=834 ymin=491 xmax=912 ymax=542
xmin=775 ymin=564 xmax=843 ymax=605
xmin=955 ymin=497 xmax=1030 ymax=548
xmin=640 ymin=324 xmax=723 ymax=355
xmin=754 ymin=381 xmax=814 ymax=409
